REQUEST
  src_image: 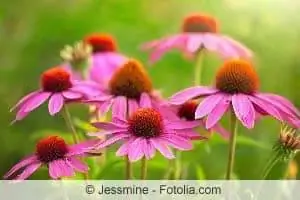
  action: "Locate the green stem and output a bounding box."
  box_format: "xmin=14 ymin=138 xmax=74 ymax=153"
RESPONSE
xmin=262 ymin=156 xmax=280 ymax=180
xmin=194 ymin=50 xmax=204 ymax=86
xmin=126 ymin=156 xmax=133 ymax=179
xmin=174 ymin=150 xmax=182 ymax=179
xmin=63 ymin=106 xmax=79 ymax=144
xmin=225 ymin=112 xmax=238 ymax=180
xmin=141 ymin=157 xmax=147 ymax=180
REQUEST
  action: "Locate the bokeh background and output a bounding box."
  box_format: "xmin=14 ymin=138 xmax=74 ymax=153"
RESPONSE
xmin=1 ymin=0 xmax=300 ymax=180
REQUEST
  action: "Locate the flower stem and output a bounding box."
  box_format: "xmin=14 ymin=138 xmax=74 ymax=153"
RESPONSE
xmin=194 ymin=50 xmax=204 ymax=86
xmin=126 ymin=156 xmax=133 ymax=179
xmin=262 ymin=155 xmax=280 ymax=180
xmin=141 ymin=157 xmax=147 ymax=180
xmin=63 ymin=106 xmax=79 ymax=144
xmin=174 ymin=150 xmax=182 ymax=179
xmin=225 ymin=112 xmax=238 ymax=180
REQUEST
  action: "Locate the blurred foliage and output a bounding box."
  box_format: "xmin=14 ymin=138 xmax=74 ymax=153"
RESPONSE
xmin=1 ymin=0 xmax=300 ymax=179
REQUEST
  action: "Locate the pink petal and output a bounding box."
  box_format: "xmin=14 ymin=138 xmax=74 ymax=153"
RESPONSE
xmin=222 ymin=36 xmax=253 ymax=58
xmin=206 ymin=95 xmax=231 ymax=129
xmin=186 ymin=34 xmax=204 ymax=52
xmin=23 ymin=92 xmax=51 ymax=112
xmin=139 ymin=93 xmax=152 ymax=108
xmin=128 ymin=138 xmax=144 ymax=162
xmin=248 ymin=96 xmax=282 ymax=121
xmin=48 ymin=93 xmax=64 ymax=115
xmin=10 ymin=91 xmax=40 ymax=112
xmin=142 ymin=140 xmax=155 ymax=159
xmin=128 ymin=99 xmax=139 ymax=116
xmin=95 ymin=133 xmax=129 ymax=149
xmin=14 ymin=109 xmax=30 ymax=122
xmin=66 ymin=157 xmax=88 ymax=173
xmin=116 ymin=138 xmax=135 ymax=156
xmin=169 ymin=86 xmax=217 ymax=105
xmin=201 ymin=34 xmax=220 ymax=52
xmin=4 ymin=155 xmax=38 ymax=179
xmin=92 ymin=121 xmax=128 ymax=130
xmin=112 ymin=96 xmax=127 ymax=120
xmin=195 ymin=93 xmax=225 ymax=119
xmin=176 ymin=129 xmax=205 ymax=140
xmin=49 ymin=160 xmax=60 ymax=179
xmin=232 ymin=94 xmax=255 ymax=129
xmin=16 ymin=162 xmax=42 ymax=180
xmin=67 ymin=139 xmax=100 ymax=156
xmin=62 ymin=91 xmax=83 ymax=99
xmin=211 ymin=124 xmax=230 ymax=139
xmin=165 ymin=120 xmax=200 ymax=130
xmin=161 ymin=134 xmax=192 ymax=150
xmin=56 ymin=159 xmax=75 ymax=177
xmin=150 ymin=138 xmax=175 ymax=159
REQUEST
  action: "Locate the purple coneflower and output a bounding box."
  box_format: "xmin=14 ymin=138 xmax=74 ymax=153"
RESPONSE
xmin=142 ymin=13 xmax=252 ymax=64
xmin=170 ymin=59 xmax=300 ymax=179
xmin=11 ymin=67 xmax=87 ymax=122
xmin=170 ymin=59 xmax=300 ymax=129
xmin=85 ymin=59 xmax=164 ymax=119
xmin=11 ymin=67 xmax=88 ymax=122
xmin=4 ymin=136 xmax=97 ymax=180
xmin=91 ymin=107 xmax=204 ymax=163
xmin=84 ymin=33 xmax=127 ymax=84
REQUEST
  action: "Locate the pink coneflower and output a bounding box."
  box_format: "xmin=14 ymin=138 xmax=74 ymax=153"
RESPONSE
xmin=142 ymin=13 xmax=252 ymax=63
xmin=4 ymin=136 xmax=98 ymax=180
xmin=84 ymin=33 xmax=127 ymax=84
xmin=85 ymin=59 xmax=164 ymax=119
xmin=91 ymin=107 xmax=204 ymax=162
xmin=170 ymin=59 xmax=300 ymax=129
xmin=11 ymin=67 xmax=87 ymax=122
xmin=169 ymin=100 xmax=229 ymax=139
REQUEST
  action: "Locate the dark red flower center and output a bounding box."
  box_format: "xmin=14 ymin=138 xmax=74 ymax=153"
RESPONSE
xmin=182 ymin=14 xmax=218 ymax=33
xmin=109 ymin=59 xmax=153 ymax=99
xmin=177 ymin=100 xmax=198 ymax=121
xmin=84 ymin=33 xmax=117 ymax=53
xmin=128 ymin=108 xmax=163 ymax=138
xmin=36 ymin=136 xmax=68 ymax=163
xmin=215 ymin=59 xmax=259 ymax=94
xmin=41 ymin=67 xmax=72 ymax=92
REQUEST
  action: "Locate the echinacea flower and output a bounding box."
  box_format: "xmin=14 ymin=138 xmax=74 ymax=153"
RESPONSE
xmin=11 ymin=67 xmax=87 ymax=122
xmin=91 ymin=106 xmax=205 ymax=162
xmin=85 ymin=59 xmax=164 ymax=119
xmin=165 ymin=100 xmax=229 ymax=139
xmin=4 ymin=136 xmax=98 ymax=180
xmin=169 ymin=59 xmax=300 ymax=129
xmin=84 ymin=33 xmax=127 ymax=84
xmin=142 ymin=13 xmax=252 ymax=63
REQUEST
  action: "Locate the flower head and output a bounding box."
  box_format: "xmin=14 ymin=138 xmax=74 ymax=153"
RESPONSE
xmin=85 ymin=59 xmax=164 ymax=119
xmin=11 ymin=66 xmax=88 ymax=122
xmin=91 ymin=107 xmax=204 ymax=162
xmin=169 ymin=59 xmax=300 ymax=129
xmin=142 ymin=13 xmax=252 ymax=63
xmin=4 ymin=136 xmax=98 ymax=180
xmin=83 ymin=33 xmax=127 ymax=84
xmin=273 ymin=125 xmax=300 ymax=161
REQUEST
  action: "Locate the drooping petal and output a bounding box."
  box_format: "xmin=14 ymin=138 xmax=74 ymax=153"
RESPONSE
xmin=116 ymin=138 xmax=136 ymax=156
xmin=164 ymin=120 xmax=200 ymax=130
xmin=16 ymin=162 xmax=42 ymax=180
xmin=186 ymin=34 xmax=204 ymax=52
xmin=128 ymin=99 xmax=139 ymax=116
xmin=56 ymin=159 xmax=74 ymax=177
xmin=150 ymin=138 xmax=175 ymax=159
xmin=10 ymin=91 xmax=41 ymax=112
xmin=4 ymin=155 xmax=38 ymax=179
xmin=195 ymin=93 xmax=225 ymax=119
xmin=142 ymin=140 xmax=156 ymax=160
xmin=139 ymin=93 xmax=152 ymax=108
xmin=23 ymin=92 xmax=51 ymax=112
xmin=112 ymin=96 xmax=127 ymax=120
xmin=95 ymin=133 xmax=130 ymax=149
xmin=161 ymin=134 xmax=193 ymax=150
xmin=221 ymin=36 xmax=253 ymax=58
xmin=170 ymin=86 xmax=217 ymax=105
xmin=176 ymin=129 xmax=206 ymax=140
xmin=67 ymin=139 xmax=100 ymax=156
xmin=232 ymin=94 xmax=255 ymax=129
xmin=128 ymin=138 xmax=144 ymax=162
xmin=48 ymin=93 xmax=64 ymax=115
xmin=14 ymin=109 xmax=30 ymax=122
xmin=66 ymin=157 xmax=88 ymax=173
xmin=206 ymin=95 xmax=231 ymax=129
xmin=62 ymin=91 xmax=83 ymax=99
xmin=248 ymin=95 xmax=282 ymax=121
xmin=92 ymin=121 xmax=128 ymax=130
xmin=211 ymin=124 xmax=230 ymax=139
xmin=48 ymin=160 xmax=61 ymax=179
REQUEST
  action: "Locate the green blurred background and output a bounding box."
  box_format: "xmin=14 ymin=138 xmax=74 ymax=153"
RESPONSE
xmin=1 ymin=0 xmax=300 ymax=180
